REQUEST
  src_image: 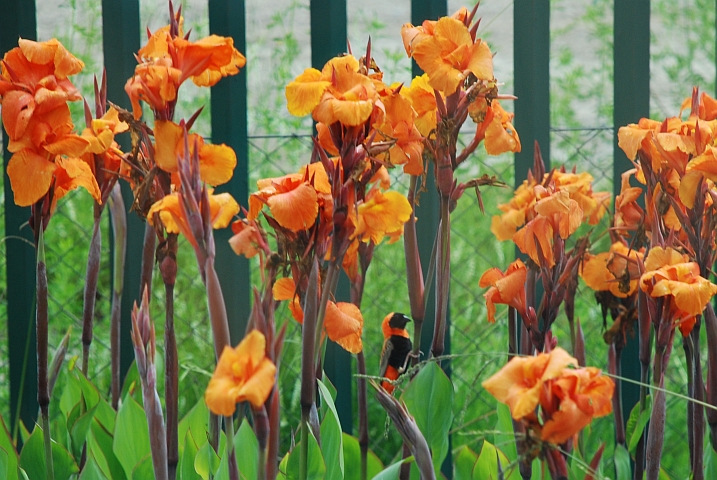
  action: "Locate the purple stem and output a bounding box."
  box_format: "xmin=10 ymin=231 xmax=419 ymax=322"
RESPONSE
xmin=108 ymin=184 xmax=126 ymax=409
xmin=82 ymin=211 xmax=102 ymax=376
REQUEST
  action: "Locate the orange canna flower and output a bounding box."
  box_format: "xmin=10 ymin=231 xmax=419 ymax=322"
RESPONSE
xmin=248 ymin=163 xmax=331 ymax=232
xmin=473 ymin=100 xmax=521 ymax=155
xmin=539 ymin=367 xmax=614 ymax=444
xmin=205 ymin=330 xmax=276 ymax=415
xmin=581 ymin=242 xmax=643 ymax=298
xmin=639 ymin=247 xmax=717 ymax=334
xmin=479 ymin=259 xmax=528 ymax=323
xmin=402 ymin=16 xmax=493 ymax=95
xmin=51 ymin=156 xmax=102 ymax=211
xmin=147 ymin=191 xmax=239 ymax=248
xmin=373 ymin=92 xmax=425 ymax=175
xmin=400 ymin=74 xmax=437 ymax=137
xmin=228 ymin=218 xmax=263 ymax=259
xmin=285 ymin=55 xmax=380 ymax=126
xmin=352 ymin=189 xmax=412 ymax=245
xmin=482 ymin=347 xmax=577 ymax=420
xmin=153 ymin=120 xmax=236 ymax=186
xmin=126 ymin=20 xmax=245 ymax=120
xmin=80 ymin=106 xmax=129 ymax=155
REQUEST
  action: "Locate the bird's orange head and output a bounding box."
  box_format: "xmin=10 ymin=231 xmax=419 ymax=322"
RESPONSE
xmin=381 ymin=312 xmax=411 ymax=339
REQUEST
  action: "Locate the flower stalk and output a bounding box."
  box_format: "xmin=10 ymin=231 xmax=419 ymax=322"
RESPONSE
xmin=108 ymin=184 xmax=127 ymax=409
xmin=36 ymin=226 xmax=54 ymax=480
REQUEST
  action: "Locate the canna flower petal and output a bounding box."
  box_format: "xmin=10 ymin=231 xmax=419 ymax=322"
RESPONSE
xmin=479 ymin=259 xmax=527 ymax=323
xmin=6 ymin=149 xmax=57 ymax=206
xmin=324 ymin=301 xmax=363 ymax=354
xmin=266 ymin=183 xmax=319 ymax=232
xmin=205 ymin=330 xmax=277 ymax=415
xmin=285 ymin=68 xmax=332 ymax=117
xmin=353 ymin=190 xmax=412 ymax=244
xmin=52 ymin=156 xmax=102 ymax=209
xmin=272 ymin=277 xmax=304 ymax=323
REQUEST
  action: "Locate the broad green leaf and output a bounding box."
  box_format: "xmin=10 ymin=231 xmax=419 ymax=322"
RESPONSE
xmin=79 ymin=455 xmax=105 ymax=480
xmin=0 ymin=415 xmax=19 ymax=480
xmin=112 ymin=395 xmax=150 ymax=479
xmin=454 ymin=445 xmax=479 ymax=480
xmin=473 ymin=440 xmax=511 ymax=480
xmin=119 ymin=362 xmax=142 ymax=405
xmin=75 ymin=369 xmax=101 ymax=410
xmin=318 ymin=379 xmax=344 ymax=479
xmin=342 ymin=433 xmax=383 ymax=480
xmin=287 ymin=430 xmax=326 ymax=480
xmin=89 ymin=419 xmax=127 ymax=480
xmin=370 ymin=457 xmax=411 ymax=480
xmin=493 ymin=402 xmax=517 ymax=463
xmin=277 ymin=452 xmax=289 ymax=480
xmin=131 ymin=454 xmax=154 ymax=480
xmin=19 ymin=424 xmax=78 ymax=480
xmin=235 ymin=421 xmax=259 ymax=480
xmin=60 ymin=365 xmax=82 ymax=417
xmin=658 ymin=467 xmax=672 ymax=479
xmin=613 ymin=444 xmax=631 ymax=480
xmin=71 ymin=404 xmax=98 ymax=458
xmin=625 ymin=397 xmax=652 ymax=455
xmin=401 ymin=362 xmax=454 ymax=471
xmin=178 ymin=399 xmax=209 ymax=458
xmin=0 ymin=446 xmax=10 ymax=480
xmin=706 ymin=445 xmax=717 ymax=480
xmin=94 ymin=399 xmax=116 ymax=433
xmin=194 ymin=435 xmax=222 ymax=480
xmin=179 ymin=430 xmax=201 ymax=480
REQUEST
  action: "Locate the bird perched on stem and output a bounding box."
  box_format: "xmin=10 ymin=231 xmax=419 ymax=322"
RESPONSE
xmin=379 ymin=312 xmax=412 ymax=394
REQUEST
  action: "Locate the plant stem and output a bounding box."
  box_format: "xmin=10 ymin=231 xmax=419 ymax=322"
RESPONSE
xmin=140 ymin=222 xmax=156 ymax=298
xmin=108 ymin=184 xmax=126 ymax=409
xmin=36 ymin=227 xmax=54 ymax=480
xmin=300 ymin=258 xmax=321 ymax=480
xmin=431 ymin=196 xmax=450 ymax=359
xmin=225 ymin=415 xmax=239 ymax=480
xmin=82 ymin=212 xmax=102 ymax=376
xmin=645 ymin=330 xmax=674 ymax=480
xmin=165 ymin=280 xmax=178 ymax=480
xmin=690 ymin=323 xmax=705 ymax=480
xmin=357 ymin=352 xmax=368 ymax=480
xmin=608 ymin=343 xmax=625 ymax=445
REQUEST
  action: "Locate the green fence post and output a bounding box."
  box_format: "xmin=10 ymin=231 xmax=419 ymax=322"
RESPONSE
xmin=309 ymin=0 xmax=354 ymax=433
xmin=514 ymin=0 xmax=550 ymax=180
xmin=1 ymin=0 xmax=38 ymax=437
xmin=208 ymin=0 xmax=251 ymax=345
xmin=410 ymin=2 xmax=450 ymax=476
xmin=614 ymin=0 xmax=649 ymax=444
xmin=101 ymin=0 xmax=142 ymax=380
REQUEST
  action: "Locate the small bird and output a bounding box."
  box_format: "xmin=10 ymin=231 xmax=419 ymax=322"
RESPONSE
xmin=379 ymin=312 xmax=413 ymax=394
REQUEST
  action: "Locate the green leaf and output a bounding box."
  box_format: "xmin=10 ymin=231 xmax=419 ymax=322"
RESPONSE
xmin=235 ymin=421 xmax=258 ymax=480
xmin=613 ymin=444 xmax=631 ymax=480
xmin=277 ymin=452 xmax=289 ymax=480
xmin=178 ymin=399 xmax=209 ymax=459
xmin=79 ymin=455 xmax=105 ymax=480
xmin=194 ymin=436 xmax=222 ymax=480
xmin=287 ymin=430 xmax=326 ymax=480
xmin=179 ymin=430 xmax=201 ymax=480
xmin=706 ymin=445 xmax=717 ymax=480
xmin=317 ymin=379 xmax=344 ymax=479
xmin=112 ymin=395 xmax=150 ymax=479
xmin=625 ymin=396 xmax=652 ymax=455
xmin=89 ymin=419 xmax=127 ymax=480
xmin=94 ymin=399 xmax=117 ymax=434
xmin=473 ymin=440 xmax=511 ymax=480
xmin=0 ymin=415 xmax=19 ymax=480
xmin=401 ymin=362 xmax=454 ymax=471
xmin=341 ymin=433 xmax=382 ymax=480
xmin=120 ymin=362 xmax=142 ymax=405
xmin=131 ymin=454 xmax=154 ymax=480
xmin=493 ymin=402 xmax=517 ymax=463
xmin=71 ymin=404 xmax=98 ymax=459
xmin=19 ymin=424 xmax=78 ymax=480
xmin=370 ymin=457 xmax=411 ymax=480
xmin=454 ymin=445 xmax=479 ymax=480
xmin=59 ymin=366 xmax=82 ymax=418
xmin=75 ymin=369 xmax=101 ymax=410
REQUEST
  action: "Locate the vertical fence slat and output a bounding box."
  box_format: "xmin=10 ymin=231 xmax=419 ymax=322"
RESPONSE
xmin=614 ymin=0 xmax=650 ymax=436
xmin=514 ymin=0 xmax=551 ymax=180
xmin=309 ymin=0 xmax=354 ymax=433
xmin=1 ymin=0 xmax=38 ymax=436
xmin=101 ymin=0 xmax=142 ymax=381
xmin=410 ymin=3 xmax=449 ymax=476
xmin=209 ymin=0 xmax=251 ymax=345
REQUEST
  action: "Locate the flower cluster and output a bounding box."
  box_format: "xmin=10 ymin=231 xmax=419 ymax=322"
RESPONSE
xmin=1 ymin=39 xmax=103 ymax=211
xmin=483 ymin=348 xmax=614 ymax=446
